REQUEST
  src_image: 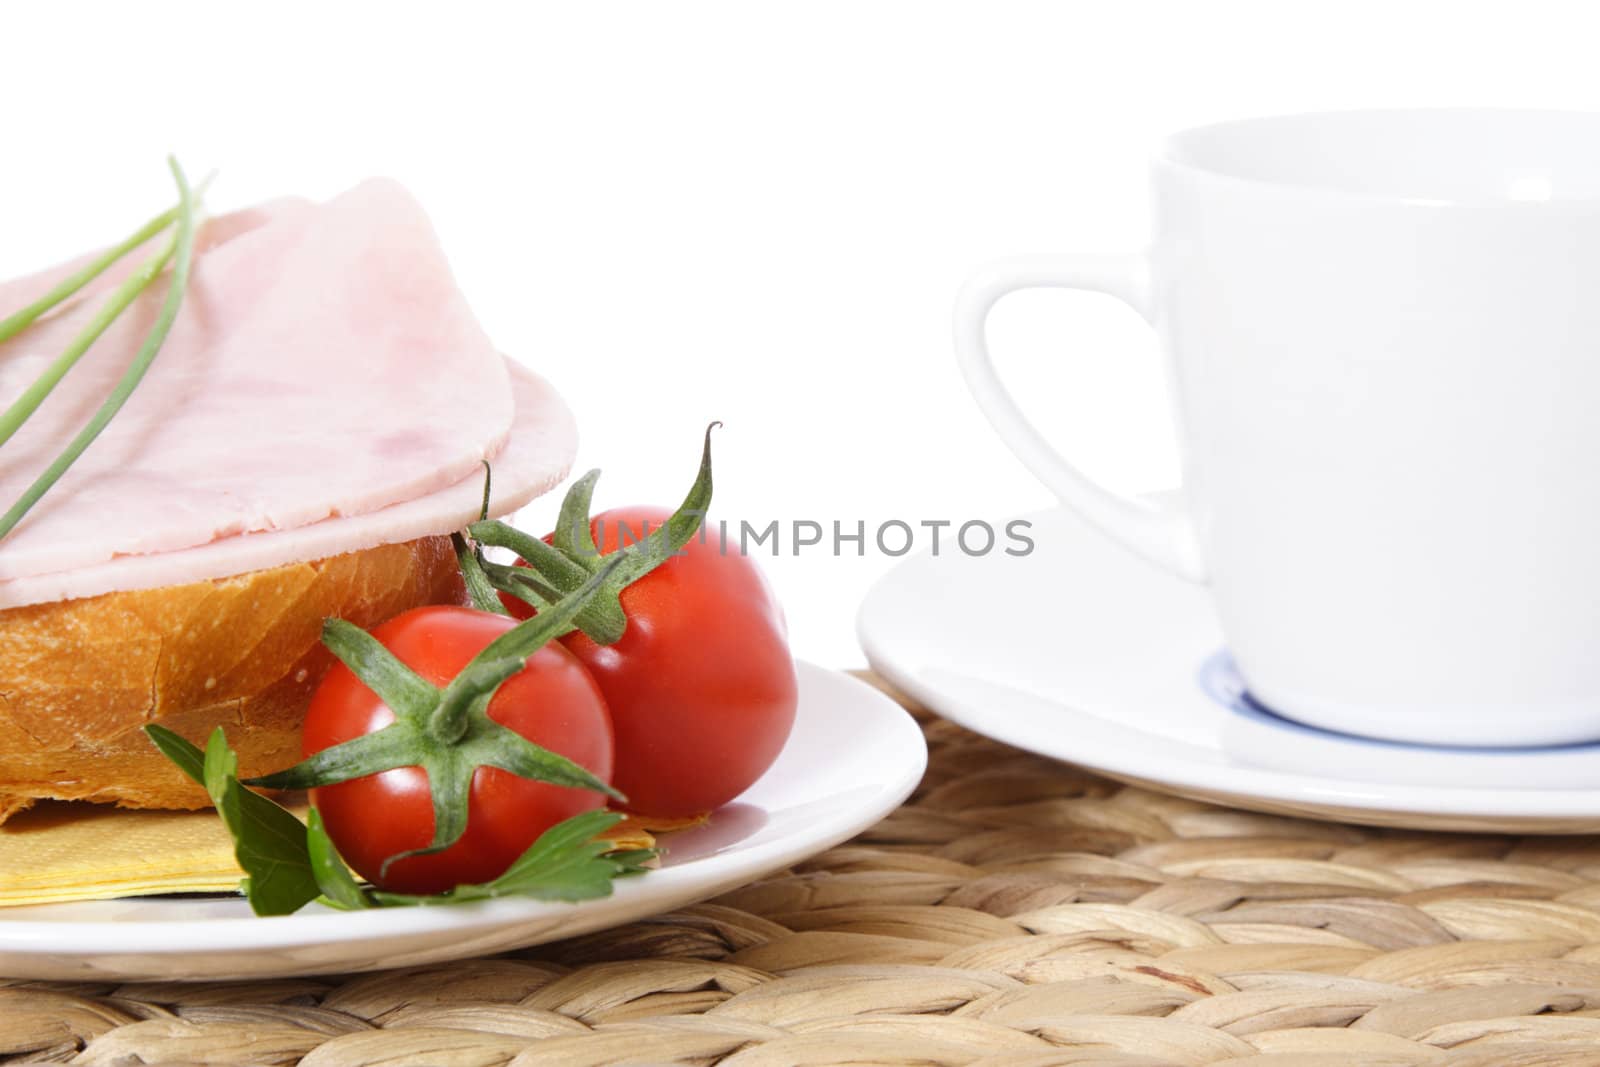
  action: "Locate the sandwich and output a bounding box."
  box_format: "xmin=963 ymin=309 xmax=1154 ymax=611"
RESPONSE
xmin=0 ymin=179 xmax=577 ymax=822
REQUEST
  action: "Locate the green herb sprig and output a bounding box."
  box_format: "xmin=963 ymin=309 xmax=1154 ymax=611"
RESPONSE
xmin=145 ymin=724 xmax=654 ymax=916
xmin=0 ymin=201 xmax=184 ymax=346
xmin=0 ymin=158 xmax=206 ymax=542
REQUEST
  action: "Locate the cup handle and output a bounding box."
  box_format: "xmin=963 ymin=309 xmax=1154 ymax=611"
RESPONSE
xmin=954 ymin=253 xmax=1207 ymax=582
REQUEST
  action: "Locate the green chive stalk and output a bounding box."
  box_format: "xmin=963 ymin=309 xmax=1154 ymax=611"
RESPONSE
xmin=0 ymin=203 xmax=181 ymax=347
xmin=0 ymin=158 xmax=201 ymax=541
xmin=0 ymin=237 xmax=176 ymax=450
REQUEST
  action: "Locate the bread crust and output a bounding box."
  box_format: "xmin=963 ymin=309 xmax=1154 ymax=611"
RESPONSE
xmin=0 ymin=537 xmax=465 ymax=820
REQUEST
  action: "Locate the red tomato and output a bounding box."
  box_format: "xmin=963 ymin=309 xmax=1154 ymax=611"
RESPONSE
xmin=305 ymin=606 xmax=615 ymax=894
xmin=506 ymin=507 xmax=797 ymax=817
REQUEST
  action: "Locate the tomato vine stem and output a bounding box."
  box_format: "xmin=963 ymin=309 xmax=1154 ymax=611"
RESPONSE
xmin=470 ymin=422 xmax=721 ymax=646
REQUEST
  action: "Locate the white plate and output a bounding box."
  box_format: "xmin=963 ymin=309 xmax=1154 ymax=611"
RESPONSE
xmin=859 ymin=507 xmax=1600 ymax=833
xmin=0 ymin=662 xmax=925 ymax=982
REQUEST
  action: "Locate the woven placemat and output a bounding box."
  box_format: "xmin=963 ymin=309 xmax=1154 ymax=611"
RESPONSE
xmin=8 ymin=674 xmax=1600 ymax=1066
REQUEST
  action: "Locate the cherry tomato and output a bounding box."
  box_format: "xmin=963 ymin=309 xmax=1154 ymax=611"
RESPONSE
xmin=305 ymin=605 xmax=615 ymax=894
xmin=506 ymin=507 xmax=797 ymax=817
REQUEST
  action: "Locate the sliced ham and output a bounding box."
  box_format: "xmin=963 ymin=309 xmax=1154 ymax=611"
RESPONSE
xmin=0 ymin=180 xmax=516 ymax=581
xmin=0 ymin=361 xmax=575 ymax=608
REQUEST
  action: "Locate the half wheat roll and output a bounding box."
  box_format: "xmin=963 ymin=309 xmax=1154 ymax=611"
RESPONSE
xmin=0 ymin=536 xmax=466 ymax=821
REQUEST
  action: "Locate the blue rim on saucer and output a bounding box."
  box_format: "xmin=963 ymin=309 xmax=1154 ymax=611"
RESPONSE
xmin=1202 ymin=651 xmax=1600 ymax=788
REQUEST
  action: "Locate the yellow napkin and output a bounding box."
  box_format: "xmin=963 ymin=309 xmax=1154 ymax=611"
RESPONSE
xmin=0 ymin=802 xmax=665 ymax=907
xmin=0 ymin=803 xmax=248 ymax=905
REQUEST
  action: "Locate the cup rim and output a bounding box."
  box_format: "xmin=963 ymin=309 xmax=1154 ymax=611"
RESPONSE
xmin=1154 ymin=107 xmax=1600 ymax=208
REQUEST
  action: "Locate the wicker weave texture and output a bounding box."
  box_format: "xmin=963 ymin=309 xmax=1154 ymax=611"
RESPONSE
xmin=8 ymin=681 xmax=1600 ymax=1065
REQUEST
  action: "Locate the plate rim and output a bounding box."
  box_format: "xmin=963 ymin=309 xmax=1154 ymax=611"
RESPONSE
xmin=0 ymin=661 xmax=927 ymax=961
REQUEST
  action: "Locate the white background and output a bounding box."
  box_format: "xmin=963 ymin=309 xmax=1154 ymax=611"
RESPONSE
xmin=1 ymin=1 xmax=1591 ymax=666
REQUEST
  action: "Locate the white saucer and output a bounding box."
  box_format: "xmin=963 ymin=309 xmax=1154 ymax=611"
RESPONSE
xmin=859 ymin=508 xmax=1600 ymax=833
xmin=0 ymin=662 xmax=926 ymax=982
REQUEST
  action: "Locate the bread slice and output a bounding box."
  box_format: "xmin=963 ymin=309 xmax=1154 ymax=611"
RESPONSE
xmin=0 ymin=537 xmax=465 ymax=821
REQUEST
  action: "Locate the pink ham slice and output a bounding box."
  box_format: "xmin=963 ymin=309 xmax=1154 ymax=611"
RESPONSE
xmin=0 ymin=180 xmax=516 ymax=582
xmin=0 ymin=362 xmax=575 ymax=608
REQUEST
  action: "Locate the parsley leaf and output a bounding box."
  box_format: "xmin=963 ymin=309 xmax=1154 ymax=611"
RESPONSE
xmin=306 ymin=807 xmax=373 ymax=910
xmin=145 ymin=724 xmax=319 ymax=915
xmin=370 ymin=810 xmax=655 ymax=907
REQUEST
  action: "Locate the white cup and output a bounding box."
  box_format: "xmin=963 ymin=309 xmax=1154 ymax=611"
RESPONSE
xmin=956 ymin=109 xmax=1600 ymax=748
